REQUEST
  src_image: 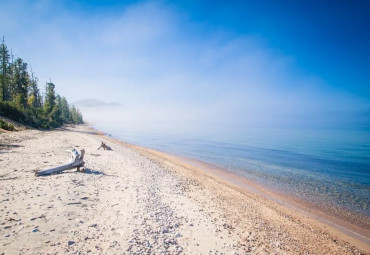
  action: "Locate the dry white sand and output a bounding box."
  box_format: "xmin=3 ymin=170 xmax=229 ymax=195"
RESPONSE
xmin=0 ymin=125 xmax=369 ymax=254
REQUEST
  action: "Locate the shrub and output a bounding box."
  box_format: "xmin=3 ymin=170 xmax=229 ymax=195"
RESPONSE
xmin=0 ymin=119 xmax=14 ymax=131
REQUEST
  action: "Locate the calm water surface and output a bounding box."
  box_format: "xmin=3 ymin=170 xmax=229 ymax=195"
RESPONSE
xmin=96 ymin=125 xmax=370 ymax=219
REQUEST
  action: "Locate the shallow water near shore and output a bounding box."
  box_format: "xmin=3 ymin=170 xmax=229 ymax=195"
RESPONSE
xmin=96 ymin=125 xmax=370 ymax=225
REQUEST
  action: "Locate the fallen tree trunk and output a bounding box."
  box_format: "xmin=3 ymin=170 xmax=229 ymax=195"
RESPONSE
xmin=98 ymin=142 xmax=112 ymax=150
xmin=36 ymin=149 xmax=85 ymax=176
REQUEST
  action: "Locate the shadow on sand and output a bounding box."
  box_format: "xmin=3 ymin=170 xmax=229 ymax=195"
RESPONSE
xmin=0 ymin=144 xmax=23 ymax=149
xmin=0 ymin=144 xmax=23 ymax=155
xmin=58 ymin=126 xmax=100 ymax=136
xmin=37 ymin=167 xmax=117 ymax=177
xmin=82 ymin=168 xmax=105 ymax=175
xmin=76 ymin=168 xmax=117 ymax=177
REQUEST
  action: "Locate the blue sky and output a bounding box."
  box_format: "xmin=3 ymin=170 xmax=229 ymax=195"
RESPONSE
xmin=59 ymin=0 xmax=370 ymax=97
xmin=1 ymin=0 xmax=369 ymax=132
xmin=183 ymin=1 xmax=370 ymax=97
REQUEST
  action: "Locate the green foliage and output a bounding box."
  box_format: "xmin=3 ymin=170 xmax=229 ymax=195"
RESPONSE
xmin=0 ymin=37 xmax=10 ymax=101
xmin=28 ymin=71 xmax=41 ymax=108
xmin=0 ymin=38 xmax=83 ymax=129
xmin=43 ymin=82 xmax=56 ymax=115
xmin=0 ymin=119 xmax=14 ymax=131
xmin=0 ymin=101 xmax=28 ymax=123
xmin=70 ymin=105 xmax=83 ymax=124
xmin=10 ymin=58 xmax=30 ymax=108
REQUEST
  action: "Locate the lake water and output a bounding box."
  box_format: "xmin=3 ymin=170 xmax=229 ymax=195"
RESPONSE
xmin=96 ymin=125 xmax=370 ymax=223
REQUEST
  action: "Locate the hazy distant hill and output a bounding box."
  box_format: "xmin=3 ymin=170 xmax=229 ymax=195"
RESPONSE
xmin=73 ymin=99 xmax=122 ymax=108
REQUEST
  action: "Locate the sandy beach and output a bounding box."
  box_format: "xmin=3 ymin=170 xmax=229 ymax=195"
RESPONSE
xmin=0 ymin=124 xmax=369 ymax=255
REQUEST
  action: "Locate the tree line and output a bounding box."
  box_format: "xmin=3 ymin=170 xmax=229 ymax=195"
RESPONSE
xmin=0 ymin=38 xmax=83 ymax=129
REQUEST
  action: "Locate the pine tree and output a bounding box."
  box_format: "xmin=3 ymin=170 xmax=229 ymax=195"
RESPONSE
xmin=43 ymin=82 xmax=56 ymax=115
xmin=0 ymin=39 xmax=83 ymax=129
xmin=28 ymin=70 xmax=41 ymax=108
xmin=0 ymin=37 xmax=10 ymax=101
xmin=50 ymin=102 xmax=62 ymax=127
xmin=11 ymin=58 xmax=30 ymax=109
xmin=58 ymin=96 xmax=70 ymax=122
xmin=70 ymin=105 xmax=83 ymax=124
xmin=7 ymin=50 xmax=15 ymax=102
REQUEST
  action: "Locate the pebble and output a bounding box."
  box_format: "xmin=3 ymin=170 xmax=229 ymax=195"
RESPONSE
xmin=31 ymin=228 xmax=39 ymax=232
xmin=68 ymin=240 xmax=75 ymax=246
xmin=4 ymin=234 xmax=10 ymax=237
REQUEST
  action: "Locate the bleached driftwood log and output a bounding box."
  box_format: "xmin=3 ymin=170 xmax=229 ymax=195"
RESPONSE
xmin=98 ymin=142 xmax=112 ymax=150
xmin=36 ymin=149 xmax=85 ymax=176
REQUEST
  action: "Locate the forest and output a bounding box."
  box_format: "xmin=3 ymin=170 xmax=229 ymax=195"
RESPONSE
xmin=0 ymin=38 xmax=83 ymax=130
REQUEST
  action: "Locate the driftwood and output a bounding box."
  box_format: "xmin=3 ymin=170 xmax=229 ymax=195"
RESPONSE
xmin=36 ymin=149 xmax=85 ymax=176
xmin=98 ymin=142 xmax=112 ymax=150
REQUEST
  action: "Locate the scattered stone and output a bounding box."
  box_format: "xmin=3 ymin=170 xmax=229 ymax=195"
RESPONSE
xmin=4 ymin=234 xmax=10 ymax=237
xmin=68 ymin=240 xmax=75 ymax=246
xmin=31 ymin=228 xmax=39 ymax=232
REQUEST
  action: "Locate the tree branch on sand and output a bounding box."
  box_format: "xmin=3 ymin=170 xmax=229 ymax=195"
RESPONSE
xmin=35 ymin=149 xmax=85 ymax=176
xmin=98 ymin=142 xmax=112 ymax=150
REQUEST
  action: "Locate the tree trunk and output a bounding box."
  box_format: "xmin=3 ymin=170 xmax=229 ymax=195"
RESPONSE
xmin=36 ymin=149 xmax=85 ymax=176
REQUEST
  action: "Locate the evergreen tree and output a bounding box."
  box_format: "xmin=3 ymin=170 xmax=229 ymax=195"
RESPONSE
xmin=28 ymin=70 xmax=41 ymax=108
xmin=11 ymin=58 xmax=30 ymax=109
xmin=0 ymin=37 xmax=10 ymax=101
xmin=58 ymin=96 xmax=70 ymax=122
xmin=0 ymin=39 xmax=83 ymax=129
xmin=50 ymin=102 xmax=62 ymax=127
xmin=70 ymin=105 xmax=83 ymax=124
xmin=76 ymin=108 xmax=83 ymax=123
xmin=43 ymin=82 xmax=56 ymax=115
